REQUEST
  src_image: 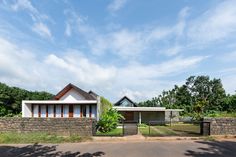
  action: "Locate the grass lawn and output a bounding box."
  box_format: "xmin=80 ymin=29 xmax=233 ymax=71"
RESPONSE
xmin=139 ymin=126 xmax=162 ymax=136
xmin=168 ymin=123 xmax=200 ymax=135
xmin=206 ymin=112 xmax=236 ymax=118
xmin=96 ymin=128 xmax=123 ymax=136
xmin=0 ymin=132 xmax=89 ymax=144
xmin=139 ymin=123 xmax=200 ymax=136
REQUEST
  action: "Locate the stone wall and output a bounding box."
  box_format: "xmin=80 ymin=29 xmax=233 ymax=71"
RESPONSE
xmin=204 ymin=118 xmax=236 ymax=135
xmin=0 ymin=118 xmax=96 ymax=136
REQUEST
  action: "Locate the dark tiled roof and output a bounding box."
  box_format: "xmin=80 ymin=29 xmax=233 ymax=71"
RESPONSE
xmin=114 ymin=96 xmax=137 ymax=107
xmin=88 ymin=90 xmax=98 ymax=99
xmin=54 ymin=83 xmax=96 ymax=100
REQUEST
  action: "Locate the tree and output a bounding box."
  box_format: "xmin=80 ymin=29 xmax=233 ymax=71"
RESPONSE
xmin=137 ymin=75 xmax=231 ymax=118
xmin=97 ymin=108 xmax=123 ymax=133
xmin=100 ymin=96 xmax=113 ymax=115
xmin=192 ymin=100 xmax=208 ymax=120
xmin=0 ymin=82 xmax=53 ymax=116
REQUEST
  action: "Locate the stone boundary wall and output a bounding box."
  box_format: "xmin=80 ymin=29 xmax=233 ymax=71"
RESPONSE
xmin=0 ymin=118 xmax=96 ymax=136
xmin=204 ymin=118 xmax=236 ymax=135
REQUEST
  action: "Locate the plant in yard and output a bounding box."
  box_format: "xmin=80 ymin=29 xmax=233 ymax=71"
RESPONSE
xmin=100 ymin=96 xmax=113 ymax=115
xmin=97 ymin=108 xmax=123 ymax=133
xmin=192 ymin=100 xmax=208 ymax=121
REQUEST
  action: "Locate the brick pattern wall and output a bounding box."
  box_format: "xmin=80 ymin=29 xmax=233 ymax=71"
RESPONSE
xmin=0 ymin=118 xmax=96 ymax=136
xmin=204 ymin=118 xmax=236 ymax=135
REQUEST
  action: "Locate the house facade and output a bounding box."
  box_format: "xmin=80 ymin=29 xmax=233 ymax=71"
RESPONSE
xmin=22 ymin=84 xmax=182 ymax=124
xmin=113 ymin=96 xmax=183 ymax=124
xmin=22 ymin=84 xmax=100 ymax=120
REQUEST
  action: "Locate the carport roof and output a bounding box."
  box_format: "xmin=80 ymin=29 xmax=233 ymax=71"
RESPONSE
xmin=113 ymin=106 xmax=183 ymax=112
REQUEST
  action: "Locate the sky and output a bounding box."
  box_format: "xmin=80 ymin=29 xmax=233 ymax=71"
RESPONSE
xmin=0 ymin=0 xmax=236 ymax=102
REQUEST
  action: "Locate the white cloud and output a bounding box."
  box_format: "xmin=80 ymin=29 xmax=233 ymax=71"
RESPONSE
xmin=11 ymin=0 xmax=53 ymax=39
xmin=162 ymin=45 xmax=182 ymax=56
xmin=0 ymin=36 xmax=208 ymax=101
xmin=0 ymin=37 xmax=116 ymax=92
xmin=45 ymin=53 xmax=117 ymax=85
xmin=32 ymin=22 xmax=52 ymax=39
xmin=107 ymin=0 xmax=127 ymax=12
xmin=11 ymin=0 xmax=37 ymax=13
xmin=188 ymin=0 xmax=236 ymax=43
xmin=90 ymin=29 xmax=145 ymax=58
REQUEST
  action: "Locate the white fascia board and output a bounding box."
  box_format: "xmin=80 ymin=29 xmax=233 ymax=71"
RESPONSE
xmin=22 ymin=100 xmax=97 ymax=104
xmin=113 ymin=106 xmax=166 ymax=111
xmin=165 ymin=109 xmax=184 ymax=112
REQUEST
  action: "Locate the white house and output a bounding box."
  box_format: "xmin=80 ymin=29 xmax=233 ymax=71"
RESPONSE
xmin=113 ymin=96 xmax=183 ymax=124
xmin=22 ymin=83 xmax=100 ymax=120
xmin=22 ymin=84 xmax=183 ymax=124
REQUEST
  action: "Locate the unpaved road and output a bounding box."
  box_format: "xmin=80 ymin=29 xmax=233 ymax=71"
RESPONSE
xmin=0 ymin=140 xmax=235 ymax=157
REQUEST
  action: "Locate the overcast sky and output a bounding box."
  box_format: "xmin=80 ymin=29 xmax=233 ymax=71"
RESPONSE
xmin=0 ymin=0 xmax=236 ymax=102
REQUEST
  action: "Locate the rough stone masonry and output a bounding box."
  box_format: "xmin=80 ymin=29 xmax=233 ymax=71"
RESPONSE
xmin=0 ymin=118 xmax=96 ymax=136
xmin=204 ymin=118 xmax=236 ymax=135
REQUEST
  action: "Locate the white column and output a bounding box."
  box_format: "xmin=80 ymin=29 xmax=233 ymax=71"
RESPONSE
xmin=97 ymin=96 xmax=100 ymax=120
xmin=139 ymin=112 xmax=142 ymax=124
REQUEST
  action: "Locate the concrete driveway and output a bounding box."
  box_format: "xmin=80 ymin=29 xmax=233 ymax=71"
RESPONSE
xmin=0 ymin=140 xmax=235 ymax=157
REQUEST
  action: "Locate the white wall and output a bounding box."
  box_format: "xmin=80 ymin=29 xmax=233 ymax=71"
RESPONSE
xmin=22 ymin=102 xmax=32 ymax=117
xmin=59 ymin=88 xmax=86 ymax=101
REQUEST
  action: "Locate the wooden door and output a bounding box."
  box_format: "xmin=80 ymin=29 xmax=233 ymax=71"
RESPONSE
xmin=125 ymin=112 xmax=134 ymax=121
xmin=69 ymin=104 xmax=73 ymax=117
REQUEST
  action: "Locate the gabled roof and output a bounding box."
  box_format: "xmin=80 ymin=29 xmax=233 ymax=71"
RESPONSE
xmin=88 ymin=90 xmax=98 ymax=99
xmin=114 ymin=96 xmax=137 ymax=107
xmin=54 ymin=83 xmax=96 ymax=100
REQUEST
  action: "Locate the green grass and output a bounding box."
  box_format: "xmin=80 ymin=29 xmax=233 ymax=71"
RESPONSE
xmin=139 ymin=123 xmax=200 ymax=136
xmin=206 ymin=111 xmax=236 ymax=118
xmin=96 ymin=128 xmax=123 ymax=136
xmin=139 ymin=126 xmax=162 ymax=136
xmin=155 ymin=126 xmax=178 ymax=135
xmin=168 ymin=123 xmax=200 ymax=135
xmin=0 ymin=132 xmax=88 ymax=144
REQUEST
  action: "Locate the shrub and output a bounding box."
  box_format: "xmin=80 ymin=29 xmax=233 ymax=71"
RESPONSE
xmin=97 ymin=108 xmax=123 ymax=133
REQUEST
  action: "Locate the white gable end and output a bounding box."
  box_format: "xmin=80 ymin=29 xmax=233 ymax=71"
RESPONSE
xmin=59 ymin=88 xmax=86 ymax=101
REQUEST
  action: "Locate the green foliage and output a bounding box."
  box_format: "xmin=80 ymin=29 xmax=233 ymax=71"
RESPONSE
xmin=192 ymin=100 xmax=208 ymax=120
xmin=206 ymin=111 xmax=236 ymax=118
xmin=0 ymin=82 xmax=53 ymax=117
xmin=97 ymin=108 xmax=123 ymax=133
xmin=138 ymin=75 xmax=236 ymax=118
xmin=100 ymin=96 xmax=113 ymax=115
xmin=96 ymin=128 xmax=123 ymax=136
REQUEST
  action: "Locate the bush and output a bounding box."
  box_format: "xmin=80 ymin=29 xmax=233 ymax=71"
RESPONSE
xmin=97 ymin=108 xmax=123 ymax=133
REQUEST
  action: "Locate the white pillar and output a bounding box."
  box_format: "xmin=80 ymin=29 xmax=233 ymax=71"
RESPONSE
xmin=139 ymin=112 xmax=142 ymax=124
xmin=96 ymin=96 xmax=101 ymax=121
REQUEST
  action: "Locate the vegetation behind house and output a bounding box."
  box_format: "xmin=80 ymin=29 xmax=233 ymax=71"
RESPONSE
xmin=0 ymin=75 xmax=235 ymax=119
xmin=138 ymin=75 xmax=236 ymax=120
xmin=0 ymin=82 xmax=53 ymax=117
